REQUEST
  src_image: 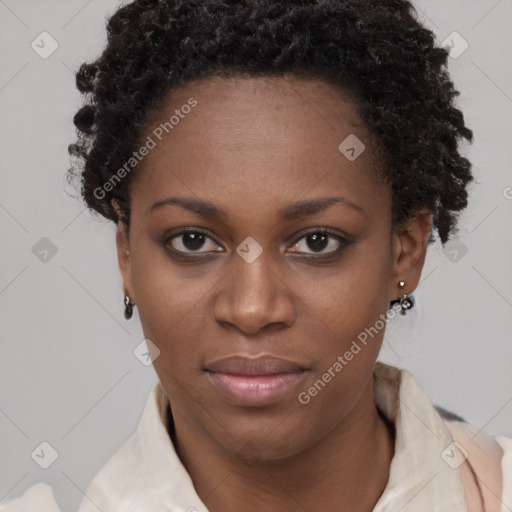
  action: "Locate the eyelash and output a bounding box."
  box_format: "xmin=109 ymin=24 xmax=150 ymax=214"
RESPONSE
xmin=163 ymin=227 xmax=352 ymax=262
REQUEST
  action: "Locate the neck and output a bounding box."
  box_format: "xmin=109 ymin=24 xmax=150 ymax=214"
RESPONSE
xmin=170 ymin=378 xmax=395 ymax=512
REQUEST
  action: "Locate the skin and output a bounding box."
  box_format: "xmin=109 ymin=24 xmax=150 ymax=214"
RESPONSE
xmin=112 ymin=75 xmax=433 ymax=512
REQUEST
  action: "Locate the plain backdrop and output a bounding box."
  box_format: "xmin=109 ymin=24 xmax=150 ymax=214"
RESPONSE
xmin=1 ymin=0 xmax=511 ymax=510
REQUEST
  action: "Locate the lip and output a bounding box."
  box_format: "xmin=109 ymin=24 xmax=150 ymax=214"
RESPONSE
xmin=205 ymin=355 xmax=307 ymax=407
xmin=206 ymin=355 xmax=305 ymax=375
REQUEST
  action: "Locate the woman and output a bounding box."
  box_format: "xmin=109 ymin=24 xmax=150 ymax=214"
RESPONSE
xmin=2 ymin=0 xmax=511 ymax=511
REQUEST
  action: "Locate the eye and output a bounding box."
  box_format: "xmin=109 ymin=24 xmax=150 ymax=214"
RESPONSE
xmin=163 ymin=227 xmax=351 ymax=260
xmin=165 ymin=228 xmax=223 ymax=254
xmin=287 ymin=229 xmax=349 ymax=256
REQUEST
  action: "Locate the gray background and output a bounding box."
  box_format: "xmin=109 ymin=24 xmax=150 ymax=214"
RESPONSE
xmin=1 ymin=0 xmax=511 ymax=510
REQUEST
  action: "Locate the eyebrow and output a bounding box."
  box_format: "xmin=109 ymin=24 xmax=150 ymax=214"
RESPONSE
xmin=149 ymin=196 xmax=364 ymax=220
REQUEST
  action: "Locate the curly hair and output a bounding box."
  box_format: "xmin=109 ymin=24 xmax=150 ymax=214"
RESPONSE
xmin=67 ymin=0 xmax=474 ymax=245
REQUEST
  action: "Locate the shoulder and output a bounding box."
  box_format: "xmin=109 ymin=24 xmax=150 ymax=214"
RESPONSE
xmin=494 ymin=434 xmax=512 ymax=511
xmin=0 ymin=482 xmax=61 ymax=512
xmin=443 ymin=418 xmax=512 ymax=512
xmin=76 ymin=430 xmax=145 ymax=512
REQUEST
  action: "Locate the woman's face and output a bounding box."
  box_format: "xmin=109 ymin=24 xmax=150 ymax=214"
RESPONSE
xmin=116 ymin=76 xmax=430 ymax=461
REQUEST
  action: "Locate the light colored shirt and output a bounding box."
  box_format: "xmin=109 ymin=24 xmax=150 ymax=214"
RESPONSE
xmin=1 ymin=362 xmax=511 ymax=511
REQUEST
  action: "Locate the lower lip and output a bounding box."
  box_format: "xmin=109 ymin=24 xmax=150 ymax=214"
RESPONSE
xmin=206 ymin=371 xmax=305 ymax=407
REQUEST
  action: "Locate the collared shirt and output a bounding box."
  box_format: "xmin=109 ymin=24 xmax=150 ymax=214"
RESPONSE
xmin=2 ymin=362 xmax=511 ymax=511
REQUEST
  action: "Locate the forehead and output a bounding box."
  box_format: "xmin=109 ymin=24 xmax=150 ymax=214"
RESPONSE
xmin=159 ymin=74 xmax=364 ymax=134
xmin=129 ymin=75 xmax=389 ymax=222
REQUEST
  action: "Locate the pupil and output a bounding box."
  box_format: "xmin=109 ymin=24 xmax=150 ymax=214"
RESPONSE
xmin=183 ymin=232 xmax=205 ymax=251
xmin=308 ymin=233 xmax=328 ymax=252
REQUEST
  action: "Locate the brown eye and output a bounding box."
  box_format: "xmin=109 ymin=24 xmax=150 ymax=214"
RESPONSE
xmin=166 ymin=229 xmax=222 ymax=254
xmin=288 ymin=230 xmax=349 ymax=256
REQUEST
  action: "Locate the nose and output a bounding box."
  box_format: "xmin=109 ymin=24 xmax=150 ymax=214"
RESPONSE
xmin=212 ymin=248 xmax=296 ymax=335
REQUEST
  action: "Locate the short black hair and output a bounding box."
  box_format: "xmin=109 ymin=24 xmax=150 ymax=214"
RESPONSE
xmin=67 ymin=0 xmax=473 ymax=245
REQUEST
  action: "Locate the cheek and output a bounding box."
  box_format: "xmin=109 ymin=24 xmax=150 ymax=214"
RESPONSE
xmin=293 ymin=239 xmax=393 ymax=346
xmin=129 ymin=237 xmax=216 ymax=376
xmin=289 ymin=238 xmax=392 ymax=405
xmin=285 ymin=259 xmax=391 ymax=445
xmin=129 ymin=223 xmax=214 ymax=319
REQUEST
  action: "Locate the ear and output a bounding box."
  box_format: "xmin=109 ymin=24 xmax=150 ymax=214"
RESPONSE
xmin=388 ymin=210 xmax=433 ymax=302
xmin=112 ymin=200 xmax=135 ymax=302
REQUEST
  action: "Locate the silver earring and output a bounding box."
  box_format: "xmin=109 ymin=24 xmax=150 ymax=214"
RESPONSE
xmin=124 ymin=294 xmax=135 ymax=320
xmin=398 ymin=281 xmax=414 ymax=315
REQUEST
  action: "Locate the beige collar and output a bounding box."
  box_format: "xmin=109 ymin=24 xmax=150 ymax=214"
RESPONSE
xmin=79 ymin=362 xmax=470 ymax=511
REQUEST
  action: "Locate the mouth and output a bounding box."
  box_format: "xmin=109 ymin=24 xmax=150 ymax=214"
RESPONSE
xmin=204 ymin=355 xmax=307 ymax=407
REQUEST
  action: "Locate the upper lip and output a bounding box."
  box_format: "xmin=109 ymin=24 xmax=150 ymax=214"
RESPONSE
xmin=205 ymin=355 xmax=305 ymax=376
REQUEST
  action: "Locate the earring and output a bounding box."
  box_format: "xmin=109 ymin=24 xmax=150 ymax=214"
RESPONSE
xmin=124 ymin=294 xmax=135 ymax=320
xmin=398 ymin=281 xmax=414 ymax=315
